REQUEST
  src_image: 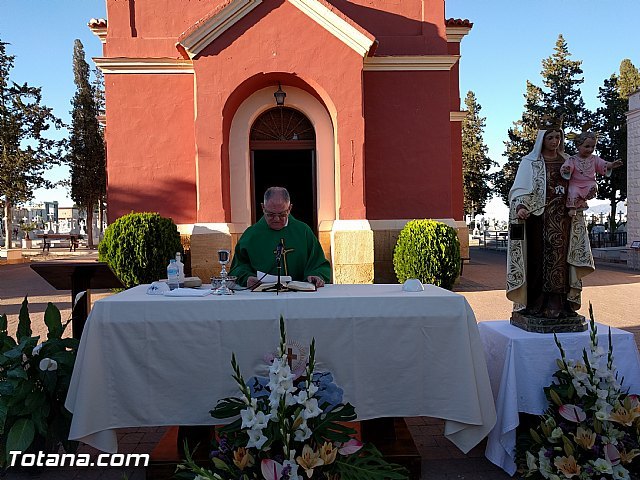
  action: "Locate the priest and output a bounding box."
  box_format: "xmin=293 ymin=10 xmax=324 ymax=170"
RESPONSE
xmin=229 ymin=187 xmax=331 ymax=288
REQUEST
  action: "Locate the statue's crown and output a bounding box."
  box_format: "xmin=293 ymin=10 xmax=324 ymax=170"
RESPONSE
xmin=538 ymin=114 xmax=563 ymax=131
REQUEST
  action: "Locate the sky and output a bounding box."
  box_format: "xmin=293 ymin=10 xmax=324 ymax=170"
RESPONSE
xmin=1 ymin=0 xmax=638 ymax=219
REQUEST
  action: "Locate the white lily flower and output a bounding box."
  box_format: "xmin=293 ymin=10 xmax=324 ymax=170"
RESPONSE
xmin=39 ymin=358 xmax=58 ymax=372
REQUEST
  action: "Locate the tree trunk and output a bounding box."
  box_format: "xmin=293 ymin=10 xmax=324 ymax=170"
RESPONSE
xmin=4 ymin=200 xmax=11 ymax=249
xmin=609 ymin=198 xmax=617 ymax=233
xmin=86 ymin=205 xmax=94 ymax=249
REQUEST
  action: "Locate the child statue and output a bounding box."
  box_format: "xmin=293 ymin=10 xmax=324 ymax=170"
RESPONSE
xmin=560 ymin=131 xmax=623 ymax=216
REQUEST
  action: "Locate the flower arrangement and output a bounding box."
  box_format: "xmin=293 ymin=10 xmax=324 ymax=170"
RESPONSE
xmin=0 ymin=297 xmax=79 ymax=467
xmin=176 ymin=316 xmax=408 ymax=480
xmin=517 ymin=305 xmax=640 ymax=479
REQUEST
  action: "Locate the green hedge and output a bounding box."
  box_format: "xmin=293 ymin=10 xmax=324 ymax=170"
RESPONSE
xmin=98 ymin=212 xmax=183 ymax=288
xmin=393 ymin=220 xmax=461 ymax=290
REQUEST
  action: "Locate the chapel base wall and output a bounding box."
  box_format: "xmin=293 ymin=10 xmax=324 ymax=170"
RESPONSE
xmin=181 ymin=219 xmax=470 ymax=286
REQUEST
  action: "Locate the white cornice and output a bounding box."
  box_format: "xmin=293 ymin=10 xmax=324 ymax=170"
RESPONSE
xmin=288 ymin=0 xmax=375 ymax=57
xmin=177 ymin=0 xmax=263 ymax=59
xmin=446 ymin=26 xmax=471 ymax=43
xmin=363 ymin=55 xmax=459 ymax=71
xmin=93 ymin=57 xmax=194 ymax=74
xmin=450 ymin=111 xmax=468 ymax=122
xmin=90 ymin=26 xmax=107 ymax=44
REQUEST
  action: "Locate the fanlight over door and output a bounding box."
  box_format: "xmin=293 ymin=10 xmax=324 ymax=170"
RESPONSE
xmin=250 ymin=107 xmax=315 ymax=149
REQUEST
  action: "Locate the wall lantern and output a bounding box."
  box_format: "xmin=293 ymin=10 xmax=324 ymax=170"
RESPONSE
xmin=274 ymin=83 xmax=286 ymax=106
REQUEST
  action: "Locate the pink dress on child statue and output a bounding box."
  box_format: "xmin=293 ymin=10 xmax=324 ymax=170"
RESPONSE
xmin=561 ymin=154 xmax=610 ymax=209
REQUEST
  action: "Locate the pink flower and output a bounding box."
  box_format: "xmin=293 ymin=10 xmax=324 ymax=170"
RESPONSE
xmin=558 ymin=404 xmax=586 ymax=423
xmin=604 ymin=444 xmax=620 ymax=466
xmin=261 ymin=459 xmax=283 ymax=480
xmin=338 ymin=439 xmax=363 ymax=455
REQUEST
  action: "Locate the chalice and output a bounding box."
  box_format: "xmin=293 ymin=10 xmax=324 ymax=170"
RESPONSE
xmin=213 ymin=249 xmax=234 ymax=295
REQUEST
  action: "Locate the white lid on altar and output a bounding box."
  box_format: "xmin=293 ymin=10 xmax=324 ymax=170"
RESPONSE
xmin=402 ymin=279 xmax=424 ymax=292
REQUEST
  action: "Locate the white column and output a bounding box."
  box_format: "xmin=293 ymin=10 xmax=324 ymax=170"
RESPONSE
xmin=627 ymin=91 xmax=640 ymax=269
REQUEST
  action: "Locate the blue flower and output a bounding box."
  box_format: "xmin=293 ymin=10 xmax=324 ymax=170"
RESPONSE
xmin=248 ymin=376 xmax=270 ymax=398
xmin=310 ymin=372 xmax=343 ymax=411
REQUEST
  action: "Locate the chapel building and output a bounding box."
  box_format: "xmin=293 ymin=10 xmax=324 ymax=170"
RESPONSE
xmin=89 ymin=0 xmax=472 ymax=283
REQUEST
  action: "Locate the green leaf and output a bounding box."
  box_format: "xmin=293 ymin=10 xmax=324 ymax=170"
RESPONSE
xmin=334 ymin=444 xmax=409 ymax=480
xmin=0 ymin=402 xmax=7 ymax=435
xmin=44 ymin=303 xmax=63 ymax=340
xmin=6 ymin=418 xmax=35 ymax=457
xmin=16 ymin=297 xmax=32 ymax=341
xmin=7 ymin=367 xmax=28 ymax=380
xmin=210 ymin=397 xmax=245 ymax=419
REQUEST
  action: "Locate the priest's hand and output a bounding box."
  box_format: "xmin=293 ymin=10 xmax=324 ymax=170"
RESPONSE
xmin=247 ymin=276 xmax=261 ymax=288
xmin=307 ymin=275 xmax=325 ymax=288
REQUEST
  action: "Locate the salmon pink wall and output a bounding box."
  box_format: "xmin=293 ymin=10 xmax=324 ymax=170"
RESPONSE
xmin=191 ymin=1 xmax=366 ymax=222
xmin=105 ymin=74 xmax=196 ymax=223
xmin=363 ymin=71 xmax=454 ymax=219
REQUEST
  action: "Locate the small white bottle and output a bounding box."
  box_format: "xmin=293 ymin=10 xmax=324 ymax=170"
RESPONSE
xmin=167 ymin=259 xmax=179 ymax=290
xmin=175 ymin=252 xmax=185 ymax=288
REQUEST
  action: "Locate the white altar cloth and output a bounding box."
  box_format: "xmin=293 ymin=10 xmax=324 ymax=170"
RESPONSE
xmin=66 ymin=284 xmax=496 ymax=454
xmin=479 ymin=320 xmax=640 ymax=475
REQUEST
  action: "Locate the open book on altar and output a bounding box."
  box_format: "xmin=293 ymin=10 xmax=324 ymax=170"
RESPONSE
xmin=252 ymin=272 xmax=316 ymax=292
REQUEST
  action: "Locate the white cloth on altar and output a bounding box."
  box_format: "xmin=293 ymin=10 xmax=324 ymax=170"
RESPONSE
xmin=479 ymin=320 xmax=640 ymax=475
xmin=66 ymin=284 xmax=496 ymax=454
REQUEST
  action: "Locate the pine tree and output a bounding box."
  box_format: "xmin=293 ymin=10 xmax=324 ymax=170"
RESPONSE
xmin=68 ymin=39 xmax=105 ymax=248
xmin=535 ymin=34 xmax=590 ymax=134
xmin=595 ymin=62 xmax=638 ymax=232
xmin=0 ymin=40 xmax=64 ymax=248
xmin=617 ymin=59 xmax=640 ymax=100
xmin=493 ymin=35 xmax=591 ymax=206
xmin=461 ymin=91 xmax=495 ymax=216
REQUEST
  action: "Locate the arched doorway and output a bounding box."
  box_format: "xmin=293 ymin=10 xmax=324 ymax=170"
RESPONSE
xmin=250 ymin=107 xmax=317 ymax=233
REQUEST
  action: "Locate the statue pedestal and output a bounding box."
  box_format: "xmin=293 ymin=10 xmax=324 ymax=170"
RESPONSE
xmin=510 ymin=311 xmax=587 ymax=333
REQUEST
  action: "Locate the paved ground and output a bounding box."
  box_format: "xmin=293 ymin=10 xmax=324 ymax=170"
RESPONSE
xmin=1 ymin=247 xmax=639 ymax=479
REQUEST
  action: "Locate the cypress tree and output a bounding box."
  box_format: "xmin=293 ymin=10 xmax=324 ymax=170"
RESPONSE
xmin=0 ymin=40 xmax=64 ymax=248
xmin=617 ymin=59 xmax=640 ymax=100
xmin=461 ymin=91 xmax=495 ymax=216
xmin=68 ymin=39 xmax=105 ymax=248
xmin=594 ymin=60 xmax=639 ymax=232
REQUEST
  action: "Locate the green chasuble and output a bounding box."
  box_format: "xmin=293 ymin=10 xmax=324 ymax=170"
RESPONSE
xmin=229 ymin=215 xmax=331 ymax=287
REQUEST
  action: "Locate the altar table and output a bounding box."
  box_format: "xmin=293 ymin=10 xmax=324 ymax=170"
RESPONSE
xmin=479 ymin=321 xmax=640 ymax=475
xmin=66 ymin=284 xmax=496 ymax=454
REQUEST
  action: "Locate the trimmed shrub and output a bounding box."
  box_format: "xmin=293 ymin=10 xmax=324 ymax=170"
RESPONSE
xmin=98 ymin=212 xmax=183 ymax=288
xmin=393 ymin=219 xmax=461 ymax=290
